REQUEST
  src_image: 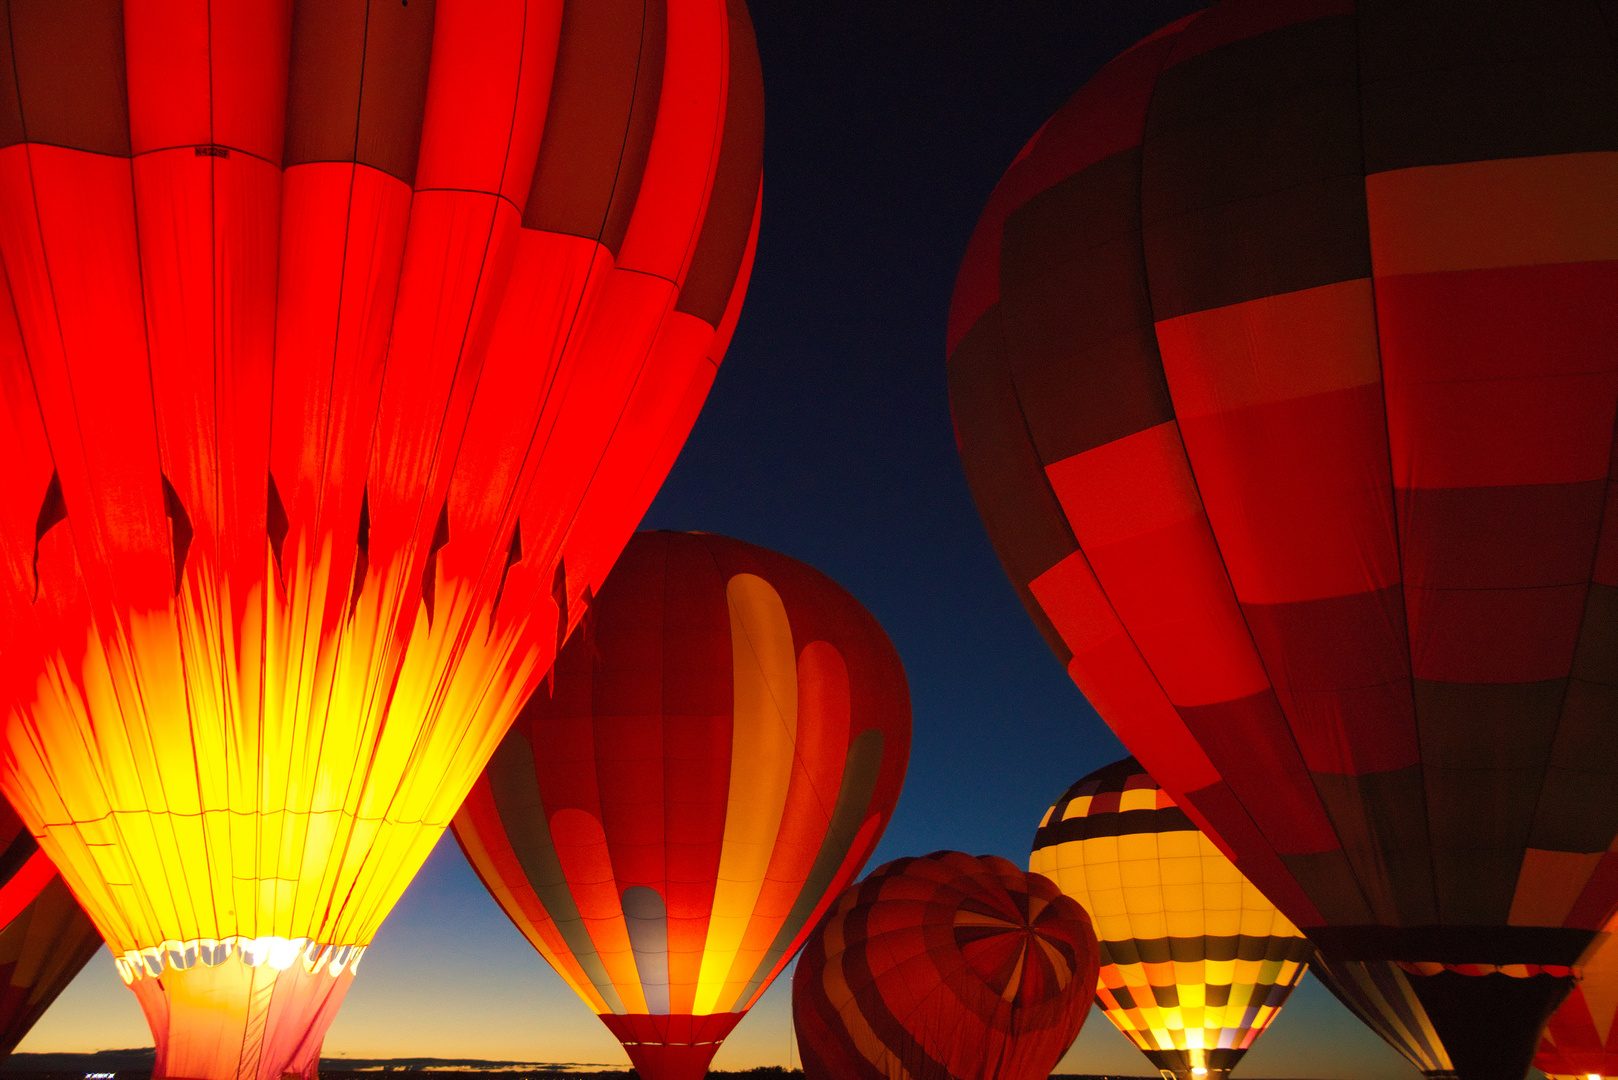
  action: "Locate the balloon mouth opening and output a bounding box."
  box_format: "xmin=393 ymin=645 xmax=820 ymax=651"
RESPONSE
xmin=114 ymin=936 xmax=366 ymax=983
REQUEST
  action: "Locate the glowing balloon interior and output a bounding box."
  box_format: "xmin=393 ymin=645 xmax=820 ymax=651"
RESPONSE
xmin=0 ymin=2 xmax=761 ymax=1077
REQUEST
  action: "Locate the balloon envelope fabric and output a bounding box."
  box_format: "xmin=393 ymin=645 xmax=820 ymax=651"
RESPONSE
xmin=453 ymin=530 xmax=911 ymax=1080
xmin=1031 ymin=758 xmax=1310 ymax=1080
xmin=793 ymin=852 xmax=1099 ymax=1080
xmin=948 ymin=2 xmax=1618 ymax=1073
xmin=0 ymin=3 xmax=762 ymax=1077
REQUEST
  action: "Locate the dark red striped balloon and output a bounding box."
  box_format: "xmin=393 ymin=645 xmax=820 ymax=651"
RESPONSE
xmin=792 ymin=852 xmax=1099 ymax=1080
xmin=948 ymin=3 xmax=1618 ymax=1076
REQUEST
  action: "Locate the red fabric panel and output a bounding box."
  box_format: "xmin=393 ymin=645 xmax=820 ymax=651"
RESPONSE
xmin=1242 ymin=588 xmax=1418 ymax=775
xmin=1557 ymin=849 xmax=1618 ymax=931
xmin=1047 ymin=423 xmax=1269 ymax=706
xmin=1380 ymin=263 xmax=1618 ymax=490
xmin=124 ymin=2 xmax=290 ymax=160
xmin=1174 ymin=384 xmax=1399 ymax=605
xmin=136 ymin=147 xmax=279 ymax=617
xmin=1175 ymin=692 xmax=1338 ymax=855
xmin=1031 ymin=551 xmax=1220 ymax=794
xmin=1403 ymin=582 xmax=1587 ymax=684
xmin=419 ymin=1 xmax=561 ymax=204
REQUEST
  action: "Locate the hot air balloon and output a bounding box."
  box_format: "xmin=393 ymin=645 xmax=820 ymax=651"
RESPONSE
xmin=947 ymin=1 xmax=1618 ymax=1075
xmin=1535 ymin=913 xmax=1618 ymax=1079
xmin=452 ymin=530 xmax=911 ymax=1080
xmin=792 ymin=851 xmax=1099 ymax=1080
xmin=0 ymin=805 xmax=101 ymax=1057
xmin=0 ymin=4 xmax=762 ymax=1078
xmin=1031 ymin=758 xmax=1310 ymax=1080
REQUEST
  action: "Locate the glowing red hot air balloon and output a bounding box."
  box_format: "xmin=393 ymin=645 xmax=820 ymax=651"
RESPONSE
xmin=453 ymin=531 xmax=911 ymax=1080
xmin=0 ymin=4 xmax=761 ymax=1078
xmin=792 ymin=851 xmax=1100 ymax=1080
xmin=948 ymin=2 xmax=1618 ymax=1077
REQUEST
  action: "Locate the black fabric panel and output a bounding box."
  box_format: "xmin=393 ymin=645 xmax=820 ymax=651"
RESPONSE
xmin=1280 ymin=849 xmax=1376 ymax=925
xmin=1358 ymin=0 xmax=1618 ymax=174
xmin=285 ymin=0 xmax=438 ymax=182
xmin=1142 ymin=172 xmax=1371 ymax=321
xmin=1242 ymin=586 xmax=1410 ymax=693
xmin=1402 ymin=481 xmax=1606 ymax=591
xmin=1033 ymin=806 xmax=1196 ymax=847
xmin=1415 ymin=679 xmax=1563 ymax=923
xmin=1311 ymin=766 xmax=1437 ymax=928
xmin=1308 ymin=923 xmax=1597 ymax=965
xmin=524 ymin=0 xmax=666 ymax=251
xmin=1407 ymin=969 xmax=1575 ymax=1080
xmin=1535 ymin=582 xmax=1618 ymax=850
xmin=0 ymin=0 xmax=128 ymax=156
xmin=1052 ymin=755 xmax=1146 ymax=800
xmin=1572 ymin=581 xmax=1618 ymax=686
xmin=1100 ymin=933 xmax=1313 ymax=966
xmin=1140 ymin=16 xmax=1370 ymax=319
xmin=946 ymin=307 xmax=1079 ymax=664
xmin=1143 ymin=17 xmax=1362 ymax=219
xmin=0 ymin=829 xmax=38 ymax=887
xmin=998 ymin=149 xmax=1173 ymax=463
xmin=675 ymin=0 xmax=763 ymax=323
xmin=1531 ymin=677 xmax=1618 ymax=852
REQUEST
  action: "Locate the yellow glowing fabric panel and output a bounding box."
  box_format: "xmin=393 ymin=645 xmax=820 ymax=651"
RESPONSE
xmin=693 ymin=573 xmax=799 ymax=1014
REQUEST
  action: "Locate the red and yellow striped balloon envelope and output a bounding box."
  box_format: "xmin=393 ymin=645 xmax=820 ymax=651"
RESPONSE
xmin=793 ymin=851 xmax=1099 ymax=1080
xmin=0 ymin=3 xmax=761 ymax=1077
xmin=948 ymin=0 xmax=1618 ymax=1072
xmin=1032 ymin=758 xmax=1309 ymax=1080
xmin=453 ymin=531 xmax=911 ymax=1080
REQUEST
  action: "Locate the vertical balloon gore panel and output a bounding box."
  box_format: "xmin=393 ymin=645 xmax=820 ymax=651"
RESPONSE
xmin=0 ymin=2 xmax=762 ymax=1079
xmin=127 ymin=951 xmax=357 ymax=1080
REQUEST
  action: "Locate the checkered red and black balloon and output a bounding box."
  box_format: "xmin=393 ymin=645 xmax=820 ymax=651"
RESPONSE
xmin=792 ymin=852 xmax=1099 ymax=1080
xmin=948 ymin=3 xmax=1618 ymax=1076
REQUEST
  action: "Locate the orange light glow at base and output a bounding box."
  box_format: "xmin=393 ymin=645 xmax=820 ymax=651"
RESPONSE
xmin=126 ymin=947 xmax=357 ymax=1080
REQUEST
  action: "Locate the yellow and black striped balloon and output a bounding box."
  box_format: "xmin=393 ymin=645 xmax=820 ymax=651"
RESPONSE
xmin=1031 ymin=758 xmax=1311 ymax=1080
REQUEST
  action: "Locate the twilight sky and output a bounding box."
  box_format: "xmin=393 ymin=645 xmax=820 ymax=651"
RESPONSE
xmin=19 ymin=3 xmax=1486 ymax=1077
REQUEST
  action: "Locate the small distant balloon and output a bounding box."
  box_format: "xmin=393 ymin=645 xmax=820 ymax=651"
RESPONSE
xmin=793 ymin=851 xmax=1099 ymax=1080
xmin=1032 ymin=758 xmax=1310 ymax=1080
